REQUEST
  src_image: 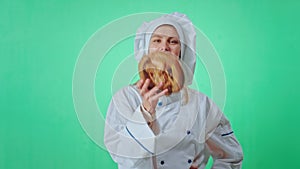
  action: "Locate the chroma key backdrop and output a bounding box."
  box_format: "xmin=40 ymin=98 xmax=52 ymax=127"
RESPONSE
xmin=1 ymin=0 xmax=300 ymax=169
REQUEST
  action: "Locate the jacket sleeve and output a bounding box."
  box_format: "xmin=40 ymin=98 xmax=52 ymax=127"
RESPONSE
xmin=205 ymin=98 xmax=244 ymax=169
xmin=104 ymin=86 xmax=156 ymax=168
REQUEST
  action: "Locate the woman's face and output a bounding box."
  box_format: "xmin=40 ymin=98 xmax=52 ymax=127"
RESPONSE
xmin=148 ymin=25 xmax=181 ymax=58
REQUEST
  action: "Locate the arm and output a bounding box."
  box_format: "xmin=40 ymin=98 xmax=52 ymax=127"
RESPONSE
xmin=206 ymin=114 xmax=243 ymax=169
xmin=190 ymin=96 xmax=243 ymax=169
xmin=104 ymin=86 xmax=156 ymax=168
xmin=205 ymin=97 xmax=243 ymax=169
xmin=105 ymin=79 xmax=167 ymax=168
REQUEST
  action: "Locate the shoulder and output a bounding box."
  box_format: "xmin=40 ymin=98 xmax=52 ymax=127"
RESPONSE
xmin=186 ymin=87 xmax=209 ymax=103
xmin=108 ymin=85 xmax=142 ymax=115
xmin=185 ymin=88 xmax=220 ymax=113
xmin=112 ymin=85 xmax=141 ymax=104
xmin=113 ymin=85 xmax=139 ymax=97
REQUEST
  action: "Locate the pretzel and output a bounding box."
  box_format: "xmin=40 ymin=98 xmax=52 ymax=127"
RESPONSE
xmin=138 ymin=52 xmax=184 ymax=95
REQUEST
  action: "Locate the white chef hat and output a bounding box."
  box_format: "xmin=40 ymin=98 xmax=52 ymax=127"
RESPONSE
xmin=134 ymin=12 xmax=196 ymax=85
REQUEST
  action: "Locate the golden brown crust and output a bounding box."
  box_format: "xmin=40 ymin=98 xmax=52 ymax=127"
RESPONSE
xmin=138 ymin=52 xmax=184 ymax=95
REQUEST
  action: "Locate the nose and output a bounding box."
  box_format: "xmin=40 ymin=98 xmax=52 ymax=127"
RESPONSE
xmin=159 ymin=42 xmax=170 ymax=52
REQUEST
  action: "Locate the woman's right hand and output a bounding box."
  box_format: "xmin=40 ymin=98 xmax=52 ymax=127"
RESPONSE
xmin=136 ymin=79 xmax=168 ymax=115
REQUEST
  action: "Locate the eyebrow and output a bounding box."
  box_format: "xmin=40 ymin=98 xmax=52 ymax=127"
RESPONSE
xmin=151 ymin=34 xmax=163 ymax=38
xmin=151 ymin=34 xmax=178 ymax=39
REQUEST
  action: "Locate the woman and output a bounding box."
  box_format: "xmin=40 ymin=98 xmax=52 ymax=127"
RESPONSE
xmin=104 ymin=12 xmax=243 ymax=169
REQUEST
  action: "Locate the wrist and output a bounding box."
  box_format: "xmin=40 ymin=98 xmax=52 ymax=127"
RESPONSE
xmin=141 ymin=105 xmax=156 ymax=121
xmin=142 ymin=103 xmax=155 ymax=115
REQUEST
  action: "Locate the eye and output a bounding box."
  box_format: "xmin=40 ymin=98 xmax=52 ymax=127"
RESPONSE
xmin=170 ymin=39 xmax=179 ymax=44
xmin=152 ymin=39 xmax=161 ymax=43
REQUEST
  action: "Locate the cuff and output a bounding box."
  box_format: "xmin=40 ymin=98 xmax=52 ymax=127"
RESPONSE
xmin=126 ymin=106 xmax=156 ymax=154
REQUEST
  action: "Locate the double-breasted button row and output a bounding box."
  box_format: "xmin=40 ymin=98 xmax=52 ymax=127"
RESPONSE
xmin=159 ymin=159 xmax=193 ymax=165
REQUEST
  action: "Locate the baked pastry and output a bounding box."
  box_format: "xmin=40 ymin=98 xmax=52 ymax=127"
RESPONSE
xmin=138 ymin=52 xmax=184 ymax=95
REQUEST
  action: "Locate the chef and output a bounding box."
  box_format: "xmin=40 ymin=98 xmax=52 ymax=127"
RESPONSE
xmin=104 ymin=12 xmax=243 ymax=169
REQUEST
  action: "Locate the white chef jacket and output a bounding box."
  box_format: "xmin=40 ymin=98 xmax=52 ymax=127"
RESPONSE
xmin=104 ymin=85 xmax=243 ymax=169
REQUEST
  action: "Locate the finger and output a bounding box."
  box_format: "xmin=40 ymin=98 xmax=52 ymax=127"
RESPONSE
xmin=147 ymin=82 xmax=163 ymax=98
xmin=136 ymin=79 xmax=144 ymax=89
xmin=140 ymin=79 xmax=150 ymax=96
xmin=152 ymin=88 xmax=168 ymax=100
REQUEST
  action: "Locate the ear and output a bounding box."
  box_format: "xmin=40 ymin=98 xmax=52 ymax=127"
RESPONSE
xmin=179 ymin=51 xmax=181 ymax=59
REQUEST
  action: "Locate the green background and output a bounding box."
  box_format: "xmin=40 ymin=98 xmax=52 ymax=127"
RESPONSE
xmin=1 ymin=0 xmax=300 ymax=169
